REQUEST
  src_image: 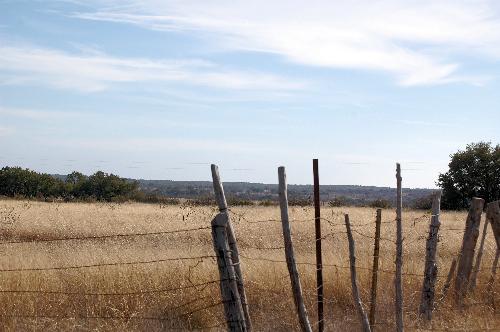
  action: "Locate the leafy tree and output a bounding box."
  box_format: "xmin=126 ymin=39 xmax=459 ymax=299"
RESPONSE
xmin=86 ymin=171 xmax=138 ymax=201
xmin=437 ymin=142 xmax=500 ymax=209
xmin=368 ymin=198 xmax=392 ymax=209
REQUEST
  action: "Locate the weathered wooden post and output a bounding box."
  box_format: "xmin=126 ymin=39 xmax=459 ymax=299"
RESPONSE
xmin=278 ymin=166 xmax=313 ymax=332
xmin=345 ymin=214 xmax=371 ymax=332
xmin=454 ymin=197 xmax=484 ymax=305
xmin=369 ymin=209 xmax=382 ymax=329
xmin=419 ymin=191 xmax=441 ymax=320
xmin=212 ymin=212 xmax=247 ymax=331
xmin=486 ymin=201 xmax=500 ymax=249
xmin=486 ymin=248 xmax=499 ymax=307
xmin=441 ymin=258 xmax=457 ymax=299
xmin=395 ymin=163 xmax=404 ymax=332
xmin=469 ymin=217 xmax=488 ymax=292
xmin=211 ymin=164 xmax=251 ymax=331
xmin=313 ymin=159 xmax=324 ymax=332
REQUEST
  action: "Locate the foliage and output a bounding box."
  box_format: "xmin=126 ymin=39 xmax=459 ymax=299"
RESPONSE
xmin=0 ymin=167 xmax=138 ymax=202
xmin=328 ymin=196 xmax=348 ymax=207
xmin=412 ymin=193 xmax=434 ymax=210
xmin=368 ymin=198 xmax=392 ymax=209
xmin=437 ymin=142 xmax=500 ymax=209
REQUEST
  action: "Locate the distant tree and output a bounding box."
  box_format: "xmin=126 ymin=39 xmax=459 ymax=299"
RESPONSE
xmin=369 ymin=198 xmax=392 ymax=209
xmin=0 ymin=167 xmax=64 ymax=198
xmin=329 ymin=196 xmax=348 ymax=207
xmin=412 ymin=193 xmax=434 ymax=210
xmin=437 ymin=142 xmax=500 ymax=210
xmin=65 ymin=171 xmax=87 ymax=198
xmin=86 ymin=171 xmax=138 ymax=201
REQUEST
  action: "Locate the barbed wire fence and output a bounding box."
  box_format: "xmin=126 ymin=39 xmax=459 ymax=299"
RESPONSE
xmin=0 ymin=163 xmax=498 ymax=331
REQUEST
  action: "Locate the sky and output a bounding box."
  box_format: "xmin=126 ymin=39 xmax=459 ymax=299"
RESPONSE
xmin=0 ymin=0 xmax=499 ymax=188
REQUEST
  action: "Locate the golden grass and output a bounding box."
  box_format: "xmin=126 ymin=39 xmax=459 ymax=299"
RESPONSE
xmin=0 ymin=199 xmax=498 ymax=331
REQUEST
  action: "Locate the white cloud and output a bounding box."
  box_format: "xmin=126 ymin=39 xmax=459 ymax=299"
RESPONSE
xmin=0 ymin=43 xmax=305 ymax=93
xmin=0 ymin=126 xmax=15 ymax=137
xmin=0 ymin=106 xmax=83 ymax=120
xmin=72 ymin=0 xmax=500 ymax=86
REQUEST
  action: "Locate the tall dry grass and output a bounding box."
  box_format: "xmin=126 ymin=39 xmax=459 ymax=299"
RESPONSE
xmin=0 ymin=199 xmax=497 ymax=331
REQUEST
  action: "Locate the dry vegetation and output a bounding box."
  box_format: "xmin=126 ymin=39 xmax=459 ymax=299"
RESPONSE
xmin=0 ymin=199 xmax=498 ymax=331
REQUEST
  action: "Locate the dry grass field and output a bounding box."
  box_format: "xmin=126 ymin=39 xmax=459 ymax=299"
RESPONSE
xmin=0 ymin=199 xmax=498 ymax=331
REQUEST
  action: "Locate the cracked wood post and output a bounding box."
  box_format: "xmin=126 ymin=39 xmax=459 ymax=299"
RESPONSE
xmin=419 ymin=191 xmax=442 ymax=320
xmin=441 ymin=257 xmax=457 ymax=299
xmin=395 ymin=163 xmax=404 ymax=332
xmin=211 ymin=164 xmax=251 ymax=331
xmin=454 ymin=197 xmax=484 ymax=305
xmin=486 ymin=200 xmax=500 ymax=307
xmin=278 ymin=166 xmax=313 ymax=332
xmin=345 ymin=214 xmax=371 ymax=332
xmin=212 ymin=212 xmax=247 ymax=332
xmin=469 ymin=214 xmax=489 ymax=293
xmin=486 ymin=201 xmax=500 ymax=250
xmin=369 ymin=209 xmax=382 ymax=329
xmin=486 ymin=248 xmax=499 ymax=308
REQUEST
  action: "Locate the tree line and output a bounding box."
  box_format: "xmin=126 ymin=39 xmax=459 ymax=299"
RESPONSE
xmin=0 ymin=167 xmax=138 ymax=202
xmin=0 ymin=142 xmax=498 ymax=208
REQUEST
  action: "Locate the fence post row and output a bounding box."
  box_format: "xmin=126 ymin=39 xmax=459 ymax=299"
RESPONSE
xmin=313 ymin=159 xmax=324 ymax=332
xmin=395 ymin=163 xmax=404 ymax=332
xmin=345 ymin=214 xmax=372 ymax=332
xmin=419 ymin=191 xmax=441 ymax=320
xmin=278 ymin=166 xmax=313 ymax=332
xmin=211 ymin=164 xmax=251 ymax=331
xmin=454 ymin=197 xmax=484 ymax=305
xmin=369 ymin=209 xmax=382 ymax=329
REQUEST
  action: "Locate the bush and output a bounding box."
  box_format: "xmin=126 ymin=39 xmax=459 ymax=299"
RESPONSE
xmin=329 ymin=196 xmax=348 ymax=207
xmin=369 ymin=198 xmax=392 ymax=209
xmin=288 ymin=198 xmax=312 ymax=206
xmin=258 ymin=200 xmax=278 ymax=207
xmin=412 ymin=194 xmax=434 ymax=210
xmin=0 ymin=167 xmax=138 ymax=202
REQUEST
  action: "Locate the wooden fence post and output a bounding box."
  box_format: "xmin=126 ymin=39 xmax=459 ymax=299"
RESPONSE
xmin=369 ymin=209 xmax=382 ymax=329
xmin=211 ymin=164 xmax=251 ymax=331
xmin=469 ymin=216 xmax=488 ymax=293
xmin=278 ymin=166 xmax=313 ymax=332
xmin=419 ymin=191 xmax=442 ymax=320
xmin=313 ymin=159 xmax=324 ymax=332
xmin=345 ymin=214 xmax=371 ymax=332
xmin=441 ymin=258 xmax=457 ymax=299
xmin=454 ymin=197 xmax=484 ymax=305
xmin=486 ymin=248 xmax=499 ymax=308
xmin=395 ymin=163 xmax=404 ymax=332
xmin=486 ymin=201 xmax=500 ymax=249
xmin=212 ymin=212 xmax=247 ymax=331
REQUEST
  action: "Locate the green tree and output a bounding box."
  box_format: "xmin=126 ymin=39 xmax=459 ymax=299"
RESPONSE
xmin=86 ymin=171 xmax=138 ymax=201
xmin=437 ymin=142 xmax=500 ymax=209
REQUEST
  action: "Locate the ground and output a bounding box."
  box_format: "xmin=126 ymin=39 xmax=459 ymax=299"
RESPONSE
xmin=0 ymin=200 xmax=497 ymax=331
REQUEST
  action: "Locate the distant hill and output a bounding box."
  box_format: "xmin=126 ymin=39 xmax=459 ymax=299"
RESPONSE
xmin=135 ymin=179 xmax=434 ymax=207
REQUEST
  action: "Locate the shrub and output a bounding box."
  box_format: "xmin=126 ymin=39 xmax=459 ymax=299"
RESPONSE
xmin=368 ymin=198 xmax=392 ymax=209
xmin=329 ymin=196 xmax=348 ymax=207
xmin=412 ymin=194 xmax=434 ymax=210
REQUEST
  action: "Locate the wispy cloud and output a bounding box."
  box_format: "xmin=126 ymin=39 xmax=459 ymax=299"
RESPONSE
xmin=0 ymin=106 xmax=83 ymax=120
xmin=72 ymin=0 xmax=500 ymax=86
xmin=0 ymin=43 xmax=306 ymax=93
xmin=0 ymin=125 xmax=15 ymax=137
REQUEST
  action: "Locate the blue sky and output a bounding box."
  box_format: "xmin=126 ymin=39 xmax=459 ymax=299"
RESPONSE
xmin=0 ymin=0 xmax=499 ymax=187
